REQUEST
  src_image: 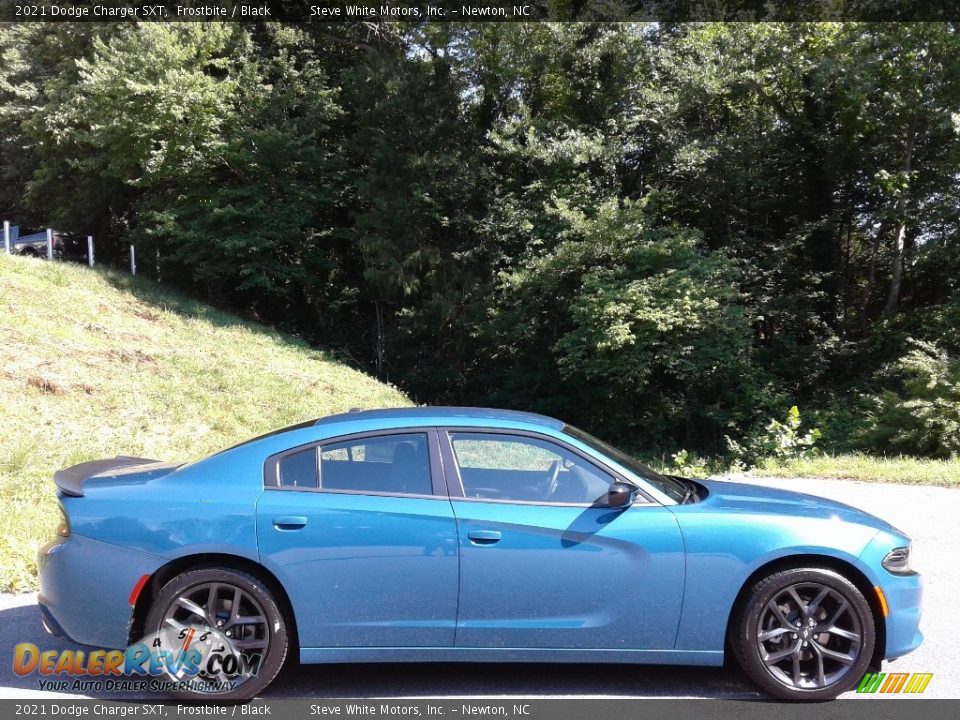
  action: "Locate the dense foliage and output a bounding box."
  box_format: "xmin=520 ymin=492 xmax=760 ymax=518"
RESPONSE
xmin=860 ymin=341 xmax=960 ymax=457
xmin=1 ymin=22 xmax=958 ymax=458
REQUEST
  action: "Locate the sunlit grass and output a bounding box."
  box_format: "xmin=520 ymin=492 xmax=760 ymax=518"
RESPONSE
xmin=0 ymin=253 xmax=410 ymax=592
xmin=751 ymin=453 xmax=960 ymax=487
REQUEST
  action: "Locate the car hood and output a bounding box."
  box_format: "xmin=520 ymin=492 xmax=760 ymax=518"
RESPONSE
xmin=695 ymin=478 xmax=899 ymax=534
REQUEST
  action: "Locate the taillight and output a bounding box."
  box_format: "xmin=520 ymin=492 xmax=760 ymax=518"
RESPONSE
xmin=55 ymin=505 xmax=70 ymax=538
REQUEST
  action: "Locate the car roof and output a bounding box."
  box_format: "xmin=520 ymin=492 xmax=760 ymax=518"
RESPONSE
xmin=208 ymin=407 xmax=566 ymax=460
xmin=314 ymin=406 xmax=565 ymax=431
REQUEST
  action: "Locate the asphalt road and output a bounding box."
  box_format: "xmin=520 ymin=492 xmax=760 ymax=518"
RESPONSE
xmin=1 ymin=476 xmax=955 ymax=700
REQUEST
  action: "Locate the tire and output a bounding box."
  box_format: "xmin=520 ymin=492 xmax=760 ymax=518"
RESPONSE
xmin=731 ymin=567 xmax=875 ymax=701
xmin=144 ymin=567 xmax=288 ymax=701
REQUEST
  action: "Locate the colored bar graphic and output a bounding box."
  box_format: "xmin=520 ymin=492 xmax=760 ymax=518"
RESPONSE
xmin=903 ymin=673 xmax=933 ymax=694
xmin=857 ymin=672 xmax=932 ymax=694
xmin=857 ymin=672 xmax=885 ymax=693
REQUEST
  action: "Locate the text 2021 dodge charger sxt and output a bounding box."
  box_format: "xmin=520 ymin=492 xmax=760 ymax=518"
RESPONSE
xmin=38 ymin=407 xmax=922 ymax=701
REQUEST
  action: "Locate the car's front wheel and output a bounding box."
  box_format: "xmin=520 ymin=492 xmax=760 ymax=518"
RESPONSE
xmin=732 ymin=567 xmax=875 ymax=700
xmin=144 ymin=567 xmax=288 ymax=701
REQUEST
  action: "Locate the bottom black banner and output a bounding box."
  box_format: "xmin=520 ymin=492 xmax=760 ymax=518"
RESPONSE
xmin=4 ymin=700 xmax=960 ymax=720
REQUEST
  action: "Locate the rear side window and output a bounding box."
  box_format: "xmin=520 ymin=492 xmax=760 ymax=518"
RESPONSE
xmin=319 ymin=433 xmax=432 ymax=496
xmin=278 ymin=448 xmax=318 ymax=488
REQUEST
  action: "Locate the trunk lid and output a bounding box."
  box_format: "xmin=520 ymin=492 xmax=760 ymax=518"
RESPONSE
xmin=54 ymin=456 xmax=169 ymax=497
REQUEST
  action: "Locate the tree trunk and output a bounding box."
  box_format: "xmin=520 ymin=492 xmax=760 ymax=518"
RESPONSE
xmin=374 ymin=299 xmax=386 ymax=379
xmin=858 ymin=220 xmax=887 ymax=335
xmin=883 ymin=219 xmax=908 ymax=315
xmin=883 ymin=76 xmax=925 ymax=315
xmin=839 ymin=206 xmax=853 ymax=337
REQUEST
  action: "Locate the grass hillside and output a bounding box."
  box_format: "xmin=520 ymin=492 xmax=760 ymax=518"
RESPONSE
xmin=0 ymin=253 xmax=410 ymax=592
xmin=751 ymin=453 xmax=960 ymax=486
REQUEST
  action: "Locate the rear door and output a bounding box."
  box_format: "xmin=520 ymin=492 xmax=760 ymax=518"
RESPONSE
xmin=256 ymin=428 xmax=459 ymax=648
xmin=441 ymin=429 xmax=685 ymax=650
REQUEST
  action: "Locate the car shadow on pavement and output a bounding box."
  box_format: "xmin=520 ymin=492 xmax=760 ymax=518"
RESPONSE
xmin=0 ymin=598 xmax=759 ymax=700
xmin=267 ymin=660 xmax=759 ymax=699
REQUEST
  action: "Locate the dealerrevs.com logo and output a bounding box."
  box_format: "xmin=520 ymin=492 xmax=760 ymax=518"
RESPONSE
xmin=13 ymin=626 xmax=262 ymax=694
xmin=857 ymin=672 xmax=933 ymax=694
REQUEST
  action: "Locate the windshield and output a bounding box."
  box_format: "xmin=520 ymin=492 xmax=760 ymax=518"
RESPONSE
xmin=561 ymin=424 xmax=687 ymax=503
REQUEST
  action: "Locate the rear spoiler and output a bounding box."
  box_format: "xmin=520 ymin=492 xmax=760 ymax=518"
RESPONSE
xmin=54 ymin=456 xmax=159 ymax=497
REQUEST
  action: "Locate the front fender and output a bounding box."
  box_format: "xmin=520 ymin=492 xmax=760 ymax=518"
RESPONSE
xmin=859 ymin=531 xmax=923 ymax=659
xmin=672 ymin=507 xmax=880 ymax=652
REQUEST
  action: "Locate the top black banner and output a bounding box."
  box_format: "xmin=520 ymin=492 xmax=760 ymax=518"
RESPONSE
xmin=4 ymin=0 xmax=960 ymax=22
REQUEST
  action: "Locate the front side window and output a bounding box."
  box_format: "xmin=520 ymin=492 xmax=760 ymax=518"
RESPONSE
xmin=449 ymin=432 xmax=612 ymax=504
xmin=561 ymin=424 xmax=687 ymax=503
xmin=319 ymin=433 xmax=432 ymax=495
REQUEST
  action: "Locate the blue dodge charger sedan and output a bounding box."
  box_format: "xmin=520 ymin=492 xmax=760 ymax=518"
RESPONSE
xmin=38 ymin=407 xmax=922 ymax=700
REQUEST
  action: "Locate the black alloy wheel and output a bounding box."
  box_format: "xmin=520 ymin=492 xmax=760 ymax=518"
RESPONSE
xmin=732 ymin=567 xmax=876 ymax=700
xmin=144 ymin=567 xmax=288 ymax=700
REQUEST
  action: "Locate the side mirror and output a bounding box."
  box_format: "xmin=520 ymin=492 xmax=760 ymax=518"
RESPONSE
xmin=607 ymin=481 xmax=636 ymax=509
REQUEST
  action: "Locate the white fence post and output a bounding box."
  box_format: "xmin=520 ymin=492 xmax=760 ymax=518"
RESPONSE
xmin=87 ymin=236 xmax=95 ymax=267
xmin=130 ymin=244 xmax=136 ymax=275
xmin=3 ymin=221 xmax=9 ymax=254
xmin=46 ymin=228 xmax=53 ymax=259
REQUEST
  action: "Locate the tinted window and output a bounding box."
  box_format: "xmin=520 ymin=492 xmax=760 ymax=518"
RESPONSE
xmin=450 ymin=433 xmax=612 ymax=504
xmin=561 ymin=424 xmax=687 ymax=502
xmin=278 ymin=448 xmax=318 ymax=488
xmin=320 ymin=433 xmax=432 ymax=495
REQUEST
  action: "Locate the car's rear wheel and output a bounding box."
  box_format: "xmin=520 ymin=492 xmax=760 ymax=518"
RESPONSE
xmin=732 ymin=567 xmax=875 ymax=700
xmin=144 ymin=567 xmax=288 ymax=701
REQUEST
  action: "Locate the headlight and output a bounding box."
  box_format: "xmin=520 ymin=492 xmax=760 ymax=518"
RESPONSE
xmin=882 ymin=546 xmax=912 ymax=575
xmin=55 ymin=505 xmax=70 ymax=538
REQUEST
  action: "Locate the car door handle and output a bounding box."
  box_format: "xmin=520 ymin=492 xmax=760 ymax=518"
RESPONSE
xmin=273 ymin=515 xmax=308 ymax=530
xmin=467 ymin=530 xmax=502 ymax=545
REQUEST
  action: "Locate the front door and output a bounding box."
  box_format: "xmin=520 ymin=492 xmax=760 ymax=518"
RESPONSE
xmin=256 ymin=429 xmax=459 ymax=648
xmin=442 ymin=430 xmax=685 ymax=650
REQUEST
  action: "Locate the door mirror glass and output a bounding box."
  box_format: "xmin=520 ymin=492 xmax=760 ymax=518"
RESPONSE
xmin=607 ymin=481 xmax=636 ymax=508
